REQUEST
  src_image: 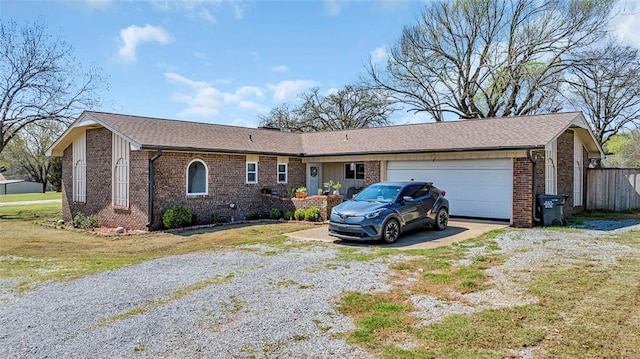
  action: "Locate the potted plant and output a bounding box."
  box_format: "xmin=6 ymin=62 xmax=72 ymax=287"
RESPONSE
xmin=332 ymin=181 xmax=342 ymax=195
xmin=295 ymin=186 xmax=308 ymax=198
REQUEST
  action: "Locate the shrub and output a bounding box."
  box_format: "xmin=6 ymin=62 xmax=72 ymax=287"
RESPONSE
xmin=284 ymin=211 xmax=294 ymax=220
xmin=304 ymin=206 xmax=321 ymax=222
xmin=269 ymin=207 xmax=282 ymax=219
xmin=294 ymin=209 xmax=306 ymax=221
xmin=247 ymin=213 xmax=264 ymax=220
xmin=162 ymin=205 xmax=193 ymax=229
xmin=72 ymin=213 xmax=99 ymax=229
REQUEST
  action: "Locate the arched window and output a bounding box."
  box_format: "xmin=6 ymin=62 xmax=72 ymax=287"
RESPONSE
xmin=74 ymin=159 xmax=86 ymax=203
xmin=187 ymin=159 xmax=208 ymax=195
xmin=112 ymin=133 xmax=130 ymax=208
xmin=72 ymin=131 xmax=86 ymax=203
xmin=113 ymin=158 xmax=129 ymax=207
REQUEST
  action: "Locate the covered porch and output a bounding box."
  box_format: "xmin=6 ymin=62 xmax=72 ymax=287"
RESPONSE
xmin=304 ymin=160 xmax=381 ymax=199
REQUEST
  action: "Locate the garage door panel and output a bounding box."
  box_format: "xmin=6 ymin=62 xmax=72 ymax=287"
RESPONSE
xmin=387 ymin=159 xmax=512 ymax=220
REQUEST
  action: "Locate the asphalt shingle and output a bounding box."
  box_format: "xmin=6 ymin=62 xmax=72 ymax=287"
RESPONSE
xmin=84 ymin=111 xmax=583 ymax=156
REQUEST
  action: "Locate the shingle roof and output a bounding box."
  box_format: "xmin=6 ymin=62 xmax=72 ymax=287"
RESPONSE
xmin=50 ymin=111 xmax=598 ymax=157
xmin=88 ymin=112 xmax=304 ymax=155
xmin=300 ymin=112 xmax=583 ymax=156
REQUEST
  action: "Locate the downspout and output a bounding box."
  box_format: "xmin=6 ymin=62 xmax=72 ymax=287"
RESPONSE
xmin=147 ymin=149 xmax=163 ymax=228
xmin=526 ymin=149 xmax=540 ymax=224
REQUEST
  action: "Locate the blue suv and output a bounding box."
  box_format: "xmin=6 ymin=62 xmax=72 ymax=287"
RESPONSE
xmin=328 ymin=181 xmax=449 ymax=244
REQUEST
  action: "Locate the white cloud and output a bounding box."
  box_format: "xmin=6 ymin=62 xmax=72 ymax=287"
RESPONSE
xmin=234 ymin=3 xmax=245 ymax=20
xmin=147 ymin=0 xmax=244 ymax=23
xmin=324 ymin=0 xmax=343 ymax=16
xmin=271 ymin=65 xmax=289 ymax=73
xmin=119 ymin=25 xmax=173 ymax=64
xmin=196 ymin=8 xmax=217 ymax=24
xmin=266 ymin=80 xmax=319 ymax=102
xmin=613 ymin=1 xmax=640 ymax=48
xmin=370 ymin=46 xmax=389 ymax=65
xmin=164 ymin=73 xmax=265 ymax=119
xmin=83 ymin=0 xmax=113 ymax=10
xmin=325 ymin=87 xmax=339 ymax=95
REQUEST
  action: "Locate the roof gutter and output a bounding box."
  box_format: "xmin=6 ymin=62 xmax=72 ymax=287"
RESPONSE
xmin=139 ymin=145 xmax=300 ymax=157
xmin=146 ymin=149 xmax=163 ymax=228
xmin=526 ymin=148 xmax=540 ymax=225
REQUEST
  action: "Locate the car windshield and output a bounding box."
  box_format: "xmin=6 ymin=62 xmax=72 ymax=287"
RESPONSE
xmin=353 ymin=184 xmax=401 ymax=203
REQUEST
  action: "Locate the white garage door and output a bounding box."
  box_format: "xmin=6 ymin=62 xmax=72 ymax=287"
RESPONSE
xmin=387 ymin=159 xmax=512 ymax=220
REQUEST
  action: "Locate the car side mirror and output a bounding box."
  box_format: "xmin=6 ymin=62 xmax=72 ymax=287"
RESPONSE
xmin=402 ymin=196 xmax=414 ymax=203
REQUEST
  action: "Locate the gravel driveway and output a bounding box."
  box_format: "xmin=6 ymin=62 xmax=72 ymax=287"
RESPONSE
xmin=1 ymin=220 xmax=639 ymax=358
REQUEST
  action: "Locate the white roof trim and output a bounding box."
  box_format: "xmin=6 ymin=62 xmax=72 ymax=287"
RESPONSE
xmin=46 ymin=111 xmax=142 ymax=157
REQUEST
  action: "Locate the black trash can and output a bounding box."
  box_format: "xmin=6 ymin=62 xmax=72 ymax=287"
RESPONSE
xmin=536 ymin=194 xmax=568 ymax=226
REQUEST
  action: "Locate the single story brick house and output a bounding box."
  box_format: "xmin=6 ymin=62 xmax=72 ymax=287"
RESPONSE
xmin=47 ymin=111 xmax=603 ymax=230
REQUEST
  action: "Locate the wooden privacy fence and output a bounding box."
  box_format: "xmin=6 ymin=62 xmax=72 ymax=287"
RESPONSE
xmin=586 ymin=168 xmax=640 ymax=211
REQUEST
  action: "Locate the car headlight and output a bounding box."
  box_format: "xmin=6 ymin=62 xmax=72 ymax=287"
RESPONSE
xmin=364 ymin=208 xmax=385 ymax=219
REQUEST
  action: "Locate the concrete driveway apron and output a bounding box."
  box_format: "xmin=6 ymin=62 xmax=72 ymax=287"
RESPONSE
xmin=286 ymin=219 xmax=508 ymax=250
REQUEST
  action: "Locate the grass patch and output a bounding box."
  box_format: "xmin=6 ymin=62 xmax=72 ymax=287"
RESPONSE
xmin=568 ymin=209 xmax=640 ymax=225
xmin=338 ymin=292 xmax=415 ymax=346
xmin=96 ymin=273 xmax=235 ymax=328
xmin=339 ymin=226 xmax=640 ymax=358
xmin=334 ymin=247 xmax=396 ymax=262
xmin=0 ymin=202 xmax=62 ymax=221
xmin=0 ymin=192 xmax=61 ymax=203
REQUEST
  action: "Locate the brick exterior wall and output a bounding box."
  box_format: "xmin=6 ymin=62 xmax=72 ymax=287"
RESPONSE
xmin=511 ymin=130 xmax=586 ymax=227
xmin=149 ymin=152 xmax=306 ymax=229
xmin=262 ymin=194 xmax=343 ymax=221
xmin=364 ymin=161 xmax=381 ymax=186
xmin=60 ymin=127 xmax=590 ymax=230
xmin=512 ymin=157 xmax=534 ymax=228
xmin=61 ymin=129 xmax=307 ymax=230
xmin=556 ymin=131 xmax=575 ymax=216
xmin=62 ymin=128 xmax=149 ymax=229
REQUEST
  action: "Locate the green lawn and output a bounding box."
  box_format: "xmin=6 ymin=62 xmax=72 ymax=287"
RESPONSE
xmin=0 ymin=192 xmax=62 ymax=202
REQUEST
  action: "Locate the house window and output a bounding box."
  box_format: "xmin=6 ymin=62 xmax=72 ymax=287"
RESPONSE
xmin=113 ymin=158 xmax=128 ymax=207
xmin=187 ymin=159 xmax=208 ymax=195
xmin=345 ymin=163 xmax=365 ymax=180
xmin=112 ymin=133 xmax=129 ymax=208
xmin=72 ymin=131 xmax=86 ymax=203
xmin=277 ymin=163 xmax=287 ymax=184
xmin=74 ymin=160 xmax=86 ymax=203
xmin=246 ymin=162 xmax=258 ymax=184
xmin=545 ymin=141 xmax=557 ymax=195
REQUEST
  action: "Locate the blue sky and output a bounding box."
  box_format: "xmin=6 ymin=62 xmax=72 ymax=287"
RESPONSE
xmin=1 ymin=0 xmax=429 ymax=127
xmin=2 ymin=0 xmax=640 ymax=128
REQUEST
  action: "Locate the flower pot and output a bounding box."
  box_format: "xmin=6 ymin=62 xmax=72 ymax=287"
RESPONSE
xmin=296 ymin=192 xmax=307 ymax=198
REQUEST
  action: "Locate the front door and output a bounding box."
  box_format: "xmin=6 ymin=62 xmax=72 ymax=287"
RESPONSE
xmin=307 ymin=163 xmax=321 ymax=195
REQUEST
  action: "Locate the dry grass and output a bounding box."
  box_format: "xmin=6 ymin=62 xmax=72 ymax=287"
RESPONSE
xmin=337 ymin=224 xmax=640 ymax=358
xmin=0 ymin=203 xmax=315 ymax=291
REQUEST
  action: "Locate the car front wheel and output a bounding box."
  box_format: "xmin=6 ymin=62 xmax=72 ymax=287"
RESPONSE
xmin=382 ymin=218 xmax=400 ymax=243
xmin=434 ymin=208 xmax=448 ymax=231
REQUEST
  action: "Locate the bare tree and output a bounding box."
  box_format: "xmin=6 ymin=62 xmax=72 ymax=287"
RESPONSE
xmin=258 ymin=103 xmax=303 ymax=132
xmin=368 ymin=0 xmax=612 ymax=121
xmin=564 ymin=40 xmax=640 ymax=147
xmin=259 ymin=85 xmax=395 ymax=132
xmin=0 ymin=19 xmax=106 ymax=154
xmin=0 ymin=121 xmax=64 ymax=192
